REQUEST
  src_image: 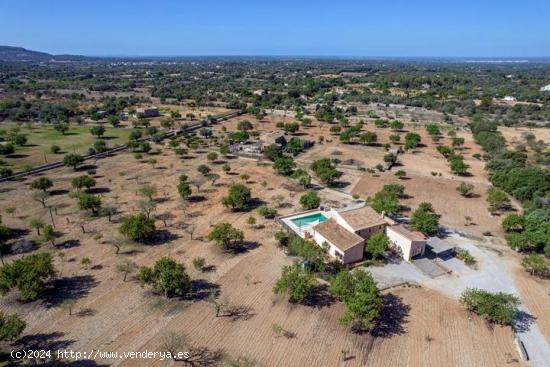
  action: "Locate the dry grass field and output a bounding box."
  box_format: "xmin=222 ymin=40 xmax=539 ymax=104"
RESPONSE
xmin=0 ymin=113 xmax=536 ymax=366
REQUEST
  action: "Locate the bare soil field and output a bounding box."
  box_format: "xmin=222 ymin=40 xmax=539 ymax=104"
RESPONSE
xmin=513 ymin=267 xmax=550 ymax=344
xmin=0 ymin=121 xmax=524 ymax=366
xmin=499 ymin=126 xmax=550 ymax=147
xmin=350 ymin=171 xmax=516 ymax=238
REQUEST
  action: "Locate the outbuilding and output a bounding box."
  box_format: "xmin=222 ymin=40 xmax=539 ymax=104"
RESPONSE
xmin=386 ymin=225 xmax=426 ymax=261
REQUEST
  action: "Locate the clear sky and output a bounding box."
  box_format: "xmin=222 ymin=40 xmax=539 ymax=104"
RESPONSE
xmin=1 ymin=0 xmax=549 ymax=57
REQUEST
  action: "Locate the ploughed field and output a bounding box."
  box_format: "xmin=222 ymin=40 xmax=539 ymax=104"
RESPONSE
xmin=0 ymin=114 xmax=533 ymax=366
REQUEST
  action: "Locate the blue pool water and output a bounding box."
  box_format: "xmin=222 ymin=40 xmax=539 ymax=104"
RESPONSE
xmin=291 ymin=213 xmax=327 ymax=227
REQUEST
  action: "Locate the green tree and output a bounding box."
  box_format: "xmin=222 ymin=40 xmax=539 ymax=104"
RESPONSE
xmin=459 ymin=288 xmax=520 ymax=326
xmin=359 ymin=131 xmax=377 ymax=145
xmin=53 ymin=122 xmax=69 ymax=135
xmin=30 ymin=218 xmax=45 ymax=235
xmin=310 ymin=158 xmax=341 ymax=186
xmin=0 ymin=253 xmax=56 ymax=302
xmin=177 ymin=181 xmax=192 ymax=200
xmin=273 ymin=265 xmax=317 ymax=303
xmin=410 ymin=202 xmax=439 ymax=236
xmin=207 ymin=222 xmax=244 ymax=251
xmin=329 ymin=270 xmax=383 ymax=330
xmin=404 ymin=132 xmax=421 ymax=150
xmin=90 ymin=125 xmax=106 ymax=138
xmin=370 ymin=191 xmax=399 ymax=215
xmin=197 ymin=164 xmax=211 ymax=176
xmin=222 ymin=184 xmax=251 ymax=210
xmin=119 ymin=213 xmax=156 ymax=242
xmin=272 ymin=157 xmax=295 ymax=176
xmin=365 ymin=232 xmax=389 ymax=259
xmin=30 ymin=177 xmax=53 ymax=193
xmin=390 ymin=120 xmax=404 ymax=131
xmin=63 ymin=154 xmax=84 ymax=170
xmin=207 ymin=152 xmax=218 ymax=161
xmin=0 ymin=312 xmax=26 ymax=342
xmin=72 ymin=175 xmax=96 ymax=191
xmin=116 ymin=260 xmax=138 ymax=281
xmin=138 ymin=257 xmax=191 ymax=298
xmin=237 ymin=120 xmax=253 ymax=131
xmin=77 ymin=193 xmax=102 ymax=215
xmin=299 ymin=191 xmax=321 ymax=210
xmin=138 ymin=184 xmax=157 ymax=202
xmin=449 ymin=155 xmax=469 ymax=175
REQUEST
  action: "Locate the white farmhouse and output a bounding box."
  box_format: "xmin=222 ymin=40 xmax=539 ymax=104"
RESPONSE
xmin=386 ymin=225 xmax=427 ymax=261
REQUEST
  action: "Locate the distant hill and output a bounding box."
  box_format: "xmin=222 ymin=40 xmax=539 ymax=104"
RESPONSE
xmin=0 ymin=46 xmax=90 ymax=62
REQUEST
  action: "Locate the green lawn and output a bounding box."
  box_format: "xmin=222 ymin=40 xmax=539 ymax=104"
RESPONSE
xmin=0 ymin=122 xmax=132 ymax=170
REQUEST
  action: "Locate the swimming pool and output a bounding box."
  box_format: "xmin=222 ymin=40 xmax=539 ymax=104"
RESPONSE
xmin=291 ymin=212 xmax=328 ymax=227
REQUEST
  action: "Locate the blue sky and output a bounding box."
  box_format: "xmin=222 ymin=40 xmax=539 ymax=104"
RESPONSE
xmin=1 ymin=0 xmax=549 ymax=57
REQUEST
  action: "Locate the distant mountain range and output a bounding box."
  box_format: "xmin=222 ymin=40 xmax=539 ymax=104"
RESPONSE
xmin=0 ymin=46 xmax=90 ymax=62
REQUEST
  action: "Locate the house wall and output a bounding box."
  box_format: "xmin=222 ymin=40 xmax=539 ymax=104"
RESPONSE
xmin=356 ymin=224 xmax=386 ymax=239
xmin=343 ymin=242 xmax=365 ymax=264
xmin=311 ymin=230 xmax=363 ymax=264
xmin=386 ymin=227 xmax=426 ymax=261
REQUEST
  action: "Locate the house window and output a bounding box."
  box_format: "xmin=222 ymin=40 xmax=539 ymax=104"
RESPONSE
xmin=335 ymin=250 xmax=343 ymax=260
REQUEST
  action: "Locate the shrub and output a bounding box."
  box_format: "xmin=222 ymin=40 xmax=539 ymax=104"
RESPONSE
xmin=460 ymin=288 xmax=519 ymax=326
xmin=455 ymin=248 xmax=476 ymax=266
xmin=521 ymin=253 xmax=550 ymax=278
xmin=50 ymin=144 xmax=61 ymax=154
xmin=257 ymin=205 xmax=278 ymax=218
xmin=299 ymin=191 xmax=321 ymax=210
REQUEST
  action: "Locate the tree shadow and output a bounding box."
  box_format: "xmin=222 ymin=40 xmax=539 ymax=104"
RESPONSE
xmin=301 ymin=284 xmax=337 ymax=309
xmin=186 ymin=346 xmax=225 ymax=366
xmin=247 ymin=198 xmax=266 ymax=210
xmin=188 ymin=195 xmax=206 ymax=203
xmin=56 ymin=239 xmax=81 ymax=249
xmin=75 ymin=308 xmax=97 ymax=317
xmin=227 ymin=241 xmax=260 ymax=254
xmin=16 ymin=332 xmax=75 ymax=351
xmin=9 ymin=239 xmax=38 ymax=254
xmin=77 ymin=164 xmax=97 ymax=171
xmin=49 ymin=189 xmax=70 ymax=196
xmin=201 ymin=265 xmax=217 ymax=273
xmin=88 ymin=187 xmax=110 ymax=194
xmin=144 ymin=229 xmax=180 ymax=246
xmin=514 ymin=310 xmax=537 ymax=333
xmin=188 ymin=279 xmax=220 ymax=301
xmin=5 ymin=228 xmax=30 ymax=241
xmin=224 ymin=305 xmax=256 ymax=321
xmin=42 ymin=275 xmax=99 ymax=308
xmin=371 ymin=293 xmax=410 ymax=338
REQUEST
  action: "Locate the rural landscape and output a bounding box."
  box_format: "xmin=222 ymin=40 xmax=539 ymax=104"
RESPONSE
xmin=0 ymin=2 xmax=549 ymax=366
